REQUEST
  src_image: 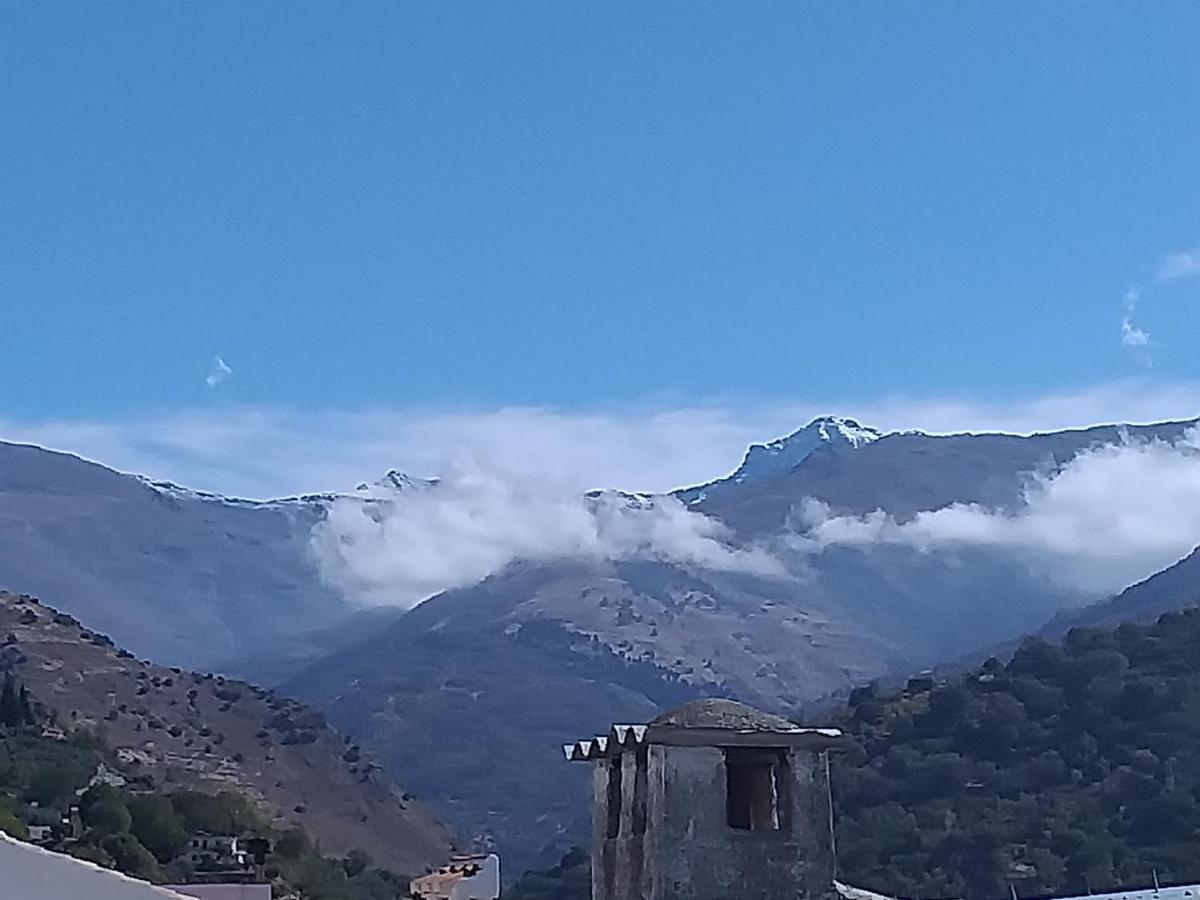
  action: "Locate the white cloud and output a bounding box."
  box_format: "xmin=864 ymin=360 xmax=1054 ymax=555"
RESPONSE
xmin=1119 ymin=287 xmax=1152 ymax=355
xmin=205 ymin=356 xmax=233 ymax=388
xmin=310 ymin=459 xmax=782 ymax=607
xmin=3 ymin=383 xmax=1200 ymax=607
xmin=1157 ymin=248 xmax=1200 ymax=282
xmin=2 ymin=380 xmax=1200 ymax=500
xmin=1121 ymin=316 xmax=1150 ymax=348
xmin=801 ymin=430 xmax=1200 ymax=594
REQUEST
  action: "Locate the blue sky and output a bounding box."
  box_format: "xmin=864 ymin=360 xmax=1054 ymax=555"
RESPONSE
xmin=4 ymin=3 xmax=1200 ymax=493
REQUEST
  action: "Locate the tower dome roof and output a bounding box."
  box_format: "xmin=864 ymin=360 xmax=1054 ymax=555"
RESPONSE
xmin=650 ymin=698 xmax=799 ymax=732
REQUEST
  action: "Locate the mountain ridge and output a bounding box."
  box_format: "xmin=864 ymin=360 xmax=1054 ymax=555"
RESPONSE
xmin=4 ymin=414 xmax=1200 ymax=877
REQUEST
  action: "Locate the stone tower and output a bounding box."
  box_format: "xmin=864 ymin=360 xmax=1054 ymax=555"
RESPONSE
xmin=565 ymin=698 xmax=842 ymax=900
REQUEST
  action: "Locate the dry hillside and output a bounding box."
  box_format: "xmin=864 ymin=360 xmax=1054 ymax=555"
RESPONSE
xmin=0 ymin=590 xmax=452 ymax=876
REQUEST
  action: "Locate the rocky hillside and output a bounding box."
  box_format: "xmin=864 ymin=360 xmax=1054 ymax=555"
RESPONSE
xmin=0 ymin=590 xmax=452 ymax=876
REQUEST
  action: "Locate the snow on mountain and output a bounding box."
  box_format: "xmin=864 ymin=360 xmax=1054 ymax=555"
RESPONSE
xmin=732 ymin=416 xmax=882 ymax=483
xmin=354 ymin=470 xmax=441 ymax=497
xmin=677 ymin=416 xmax=883 ymax=505
xmin=137 ymin=477 xmax=333 ymax=509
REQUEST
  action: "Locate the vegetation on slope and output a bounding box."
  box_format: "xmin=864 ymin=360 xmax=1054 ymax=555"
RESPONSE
xmin=0 ymin=675 xmax=411 ymax=899
xmin=834 ymin=607 xmax=1200 ymax=897
xmin=507 ymin=607 xmax=1200 ymax=900
xmin=0 ymin=589 xmax=451 ymax=875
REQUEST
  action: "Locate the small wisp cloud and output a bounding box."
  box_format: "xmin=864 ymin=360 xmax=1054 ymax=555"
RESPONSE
xmin=1156 ymin=248 xmax=1200 ymax=282
xmin=206 ymin=356 xmax=233 ymax=389
xmin=1120 ymin=289 xmax=1150 ymax=349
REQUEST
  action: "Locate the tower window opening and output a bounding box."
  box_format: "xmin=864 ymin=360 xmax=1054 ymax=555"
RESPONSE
xmin=726 ymin=749 xmax=787 ymax=831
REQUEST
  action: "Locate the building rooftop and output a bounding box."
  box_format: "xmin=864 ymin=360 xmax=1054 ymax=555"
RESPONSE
xmin=0 ymin=832 xmax=196 ymax=900
xmin=650 ymin=698 xmax=801 ymax=731
xmin=565 ymin=699 xmax=842 ymax=761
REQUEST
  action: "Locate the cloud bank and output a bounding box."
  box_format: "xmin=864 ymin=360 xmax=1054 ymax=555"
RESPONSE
xmin=310 ymin=459 xmax=781 ymax=607
xmin=801 ymin=429 xmax=1200 ymax=594
xmin=3 ymin=379 xmax=1199 ymax=499
xmin=3 ymin=381 xmax=1199 ymax=607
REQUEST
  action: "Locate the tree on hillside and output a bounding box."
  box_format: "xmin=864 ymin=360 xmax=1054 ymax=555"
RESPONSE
xmin=81 ymin=783 xmax=132 ymax=836
xmin=101 ymin=832 xmax=161 ymax=881
xmin=25 ymin=762 xmax=80 ymax=806
xmin=127 ymin=795 xmax=189 ymax=863
xmin=0 ymin=800 xmax=28 ymax=841
xmin=831 ymin=608 xmax=1200 ymax=898
xmin=0 ymin=673 xmax=33 ymax=727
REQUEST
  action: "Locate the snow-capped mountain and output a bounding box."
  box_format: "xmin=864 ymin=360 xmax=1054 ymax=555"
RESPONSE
xmin=5 ymin=415 xmax=1200 ymax=876
xmin=677 ymin=416 xmax=882 ymax=507
xmin=355 ymin=469 xmax=441 ymax=496
xmin=731 ymin=416 xmax=882 ymax=483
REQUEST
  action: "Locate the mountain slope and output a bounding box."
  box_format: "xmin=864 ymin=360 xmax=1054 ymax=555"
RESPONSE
xmin=1040 ymin=546 xmax=1200 ymax=636
xmin=684 ymin=419 xmax=1198 ymax=535
xmin=0 ymin=440 xmax=377 ymax=681
xmin=5 ymin=416 xmax=1200 ymax=879
xmin=0 ymin=590 xmax=452 ymax=875
xmin=286 ymin=416 xmax=1200 ymax=874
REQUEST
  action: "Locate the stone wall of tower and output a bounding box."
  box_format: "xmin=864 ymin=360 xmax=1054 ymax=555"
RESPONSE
xmin=592 ymin=743 xmax=836 ymax=900
xmin=591 ymin=747 xmax=652 ymax=900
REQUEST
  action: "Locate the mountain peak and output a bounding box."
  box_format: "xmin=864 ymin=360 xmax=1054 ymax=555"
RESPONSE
xmin=355 ymin=470 xmax=441 ymax=496
xmin=731 ymin=416 xmax=881 ymax=484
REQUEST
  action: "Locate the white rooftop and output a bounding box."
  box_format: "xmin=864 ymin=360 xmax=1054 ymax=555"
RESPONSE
xmin=0 ymin=833 xmax=195 ymax=900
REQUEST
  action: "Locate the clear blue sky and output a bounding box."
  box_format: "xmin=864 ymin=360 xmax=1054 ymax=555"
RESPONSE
xmin=4 ymin=2 xmax=1200 ymax=420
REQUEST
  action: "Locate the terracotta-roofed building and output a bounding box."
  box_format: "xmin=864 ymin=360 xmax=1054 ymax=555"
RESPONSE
xmin=410 ymin=852 xmax=500 ymax=900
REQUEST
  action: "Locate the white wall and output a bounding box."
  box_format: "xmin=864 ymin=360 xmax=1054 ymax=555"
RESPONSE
xmin=166 ymin=886 xmax=271 ymax=900
xmin=451 ymin=854 xmax=500 ymax=900
xmin=0 ymin=833 xmax=194 ymax=900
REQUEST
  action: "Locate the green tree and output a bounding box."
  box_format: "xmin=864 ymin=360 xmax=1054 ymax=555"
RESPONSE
xmin=343 ymin=847 xmax=371 ymax=878
xmin=0 ymin=806 xmax=28 ymax=840
xmin=275 ymin=826 xmax=310 ymax=859
xmin=127 ymin=795 xmax=189 ymax=863
xmin=102 ymin=832 xmax=161 ymax=880
xmin=81 ymin=784 xmax=132 ymax=836
xmin=25 ymin=762 xmax=77 ymax=806
xmin=0 ymin=674 xmax=21 ymax=727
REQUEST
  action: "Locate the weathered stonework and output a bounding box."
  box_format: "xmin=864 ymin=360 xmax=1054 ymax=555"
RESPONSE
xmin=567 ymin=699 xmax=841 ymax=900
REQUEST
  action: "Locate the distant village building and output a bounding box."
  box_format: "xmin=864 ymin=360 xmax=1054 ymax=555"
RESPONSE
xmin=183 ymin=833 xmax=245 ymax=869
xmin=410 ymin=853 xmax=501 ymax=900
xmin=565 ymin=698 xmax=843 ymax=900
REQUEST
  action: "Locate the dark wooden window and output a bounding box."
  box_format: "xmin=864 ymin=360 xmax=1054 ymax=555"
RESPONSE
xmin=725 ymin=748 xmax=789 ymax=831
